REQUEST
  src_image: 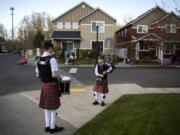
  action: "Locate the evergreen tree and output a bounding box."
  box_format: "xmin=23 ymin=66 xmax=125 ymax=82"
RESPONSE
xmin=33 ymin=31 xmax=44 ymax=48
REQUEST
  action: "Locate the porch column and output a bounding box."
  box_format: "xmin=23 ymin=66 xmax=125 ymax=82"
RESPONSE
xmin=160 ymin=42 xmax=164 ymax=65
xmin=173 ymin=43 xmax=176 ymax=54
xmin=158 ymin=45 xmax=161 ymax=60
xmin=156 ymin=46 xmax=158 ymax=57
xmin=135 ymin=41 xmax=139 ymax=60
xmin=36 ymin=48 xmax=41 ymax=57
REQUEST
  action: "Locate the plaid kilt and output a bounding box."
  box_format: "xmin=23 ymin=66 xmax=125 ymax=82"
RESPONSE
xmin=39 ymin=83 xmax=61 ymax=110
xmin=93 ymin=78 xmax=109 ymax=94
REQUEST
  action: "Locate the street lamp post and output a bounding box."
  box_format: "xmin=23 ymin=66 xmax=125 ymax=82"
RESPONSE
xmin=95 ymin=25 xmax=99 ymax=63
xmin=96 ymin=25 xmax=99 ymax=51
xmin=10 ymin=7 xmax=15 ymax=39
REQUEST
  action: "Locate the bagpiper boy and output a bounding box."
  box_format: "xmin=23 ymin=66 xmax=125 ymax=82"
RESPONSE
xmin=93 ymin=55 xmax=112 ymax=106
xmin=35 ymin=41 xmax=63 ymax=134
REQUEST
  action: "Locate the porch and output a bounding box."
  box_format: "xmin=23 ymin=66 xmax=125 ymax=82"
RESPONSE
xmin=117 ymin=33 xmax=180 ymax=65
xmin=52 ymin=31 xmax=81 ymax=54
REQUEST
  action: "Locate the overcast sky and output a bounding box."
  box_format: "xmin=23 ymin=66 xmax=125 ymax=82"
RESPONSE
xmin=0 ymin=0 xmax=179 ymax=35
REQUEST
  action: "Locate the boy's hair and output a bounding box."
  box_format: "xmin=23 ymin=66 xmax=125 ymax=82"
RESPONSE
xmin=43 ymin=40 xmax=53 ymax=50
xmin=98 ymin=55 xmax=105 ymax=60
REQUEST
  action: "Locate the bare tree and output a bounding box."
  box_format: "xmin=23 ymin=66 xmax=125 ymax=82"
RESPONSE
xmin=161 ymin=0 xmax=180 ymax=15
xmin=123 ymin=14 xmax=134 ymax=24
xmin=17 ymin=12 xmax=54 ymax=49
xmin=32 ymin=12 xmax=46 ymax=32
xmin=44 ymin=15 xmax=54 ymax=40
xmin=172 ymin=0 xmax=180 ymax=15
xmin=18 ymin=16 xmax=35 ymax=49
xmin=0 ymin=23 xmax=7 ymax=38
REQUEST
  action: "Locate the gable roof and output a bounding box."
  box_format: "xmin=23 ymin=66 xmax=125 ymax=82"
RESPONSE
xmin=151 ymin=12 xmax=180 ymax=25
xmin=137 ymin=33 xmax=162 ymax=41
xmin=79 ymin=7 xmax=116 ymax=22
xmin=116 ymin=5 xmax=167 ymax=33
xmin=52 ymin=1 xmax=94 ymax=23
xmin=116 ymin=33 xmax=162 ymax=46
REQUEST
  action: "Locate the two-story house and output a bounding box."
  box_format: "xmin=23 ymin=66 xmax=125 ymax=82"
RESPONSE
xmin=115 ymin=5 xmax=180 ymax=64
xmin=52 ymin=2 xmax=116 ymax=56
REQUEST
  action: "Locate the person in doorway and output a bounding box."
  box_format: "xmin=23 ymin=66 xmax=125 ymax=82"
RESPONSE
xmin=92 ymin=55 xmax=112 ymax=106
xmin=35 ymin=41 xmax=64 ymax=133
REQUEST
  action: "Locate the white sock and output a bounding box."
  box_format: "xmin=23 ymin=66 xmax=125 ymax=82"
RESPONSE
xmin=100 ymin=93 xmax=106 ymax=103
xmin=50 ymin=110 xmax=57 ymax=129
xmin=94 ymin=92 xmax=98 ymax=101
xmin=44 ymin=109 xmax=51 ymax=128
xmin=94 ymin=92 xmax=101 ymax=102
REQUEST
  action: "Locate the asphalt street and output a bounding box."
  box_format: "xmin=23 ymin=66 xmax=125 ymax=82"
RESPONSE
xmin=62 ymin=67 xmax=180 ymax=87
xmin=1 ymin=54 xmax=180 ymax=97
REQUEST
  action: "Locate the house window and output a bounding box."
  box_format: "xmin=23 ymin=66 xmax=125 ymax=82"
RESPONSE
xmin=124 ymin=29 xmax=127 ymax=37
xmin=166 ymin=24 xmax=176 ymax=33
xmin=140 ymin=43 xmax=149 ymax=51
xmin=105 ymin=38 xmax=112 ymax=47
xmin=121 ymin=30 xmax=124 ymax=37
xmin=57 ymin=22 xmax=63 ymax=29
xmin=65 ymin=22 xmax=71 ymax=29
xmin=91 ymin=21 xmax=104 ymax=33
xmin=73 ymin=22 xmax=79 ymax=29
xmin=92 ymin=41 xmax=103 ymax=53
xmin=137 ymin=25 xmax=148 ymax=33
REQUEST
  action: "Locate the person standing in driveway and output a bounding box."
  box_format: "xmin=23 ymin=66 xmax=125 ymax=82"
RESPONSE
xmin=35 ymin=41 xmax=63 ymax=134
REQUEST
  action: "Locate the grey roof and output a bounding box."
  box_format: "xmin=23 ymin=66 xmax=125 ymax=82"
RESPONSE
xmin=52 ymin=31 xmax=81 ymax=40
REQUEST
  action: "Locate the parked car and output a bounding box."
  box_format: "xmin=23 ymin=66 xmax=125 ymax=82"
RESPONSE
xmin=1 ymin=49 xmax=8 ymax=53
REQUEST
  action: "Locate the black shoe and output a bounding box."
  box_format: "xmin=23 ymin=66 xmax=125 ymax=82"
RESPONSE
xmin=49 ymin=126 xmax=64 ymax=134
xmin=101 ymin=102 xmax=106 ymax=106
xmin=45 ymin=127 xmax=50 ymax=132
xmin=92 ymin=101 xmax=99 ymax=105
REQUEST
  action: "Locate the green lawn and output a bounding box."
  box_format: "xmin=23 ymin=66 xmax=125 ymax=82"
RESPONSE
xmin=74 ymin=94 xmax=180 ymax=135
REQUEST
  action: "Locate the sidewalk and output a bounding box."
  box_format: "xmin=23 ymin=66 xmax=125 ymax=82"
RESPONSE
xmin=20 ymin=83 xmax=180 ymax=135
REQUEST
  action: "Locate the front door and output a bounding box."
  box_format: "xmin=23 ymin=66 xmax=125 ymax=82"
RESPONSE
xmin=92 ymin=41 xmax=103 ymax=53
xmin=63 ymin=41 xmax=73 ymax=57
xmin=63 ymin=41 xmax=73 ymax=52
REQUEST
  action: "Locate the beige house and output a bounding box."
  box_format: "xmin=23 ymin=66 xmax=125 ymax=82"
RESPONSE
xmin=52 ymin=2 xmax=116 ymax=55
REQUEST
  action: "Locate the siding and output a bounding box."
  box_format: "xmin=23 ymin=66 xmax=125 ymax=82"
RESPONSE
xmin=156 ymin=14 xmax=180 ymax=27
xmin=133 ymin=7 xmax=167 ymax=26
xmin=79 ymin=9 xmax=116 ymax=53
xmin=54 ymin=4 xmax=93 ymax=23
xmin=54 ymin=3 xmax=94 ymax=31
xmin=80 ymin=9 xmax=115 ymax=24
xmin=80 ymin=24 xmax=115 ymax=50
xmin=52 ymin=2 xmax=116 ymax=54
